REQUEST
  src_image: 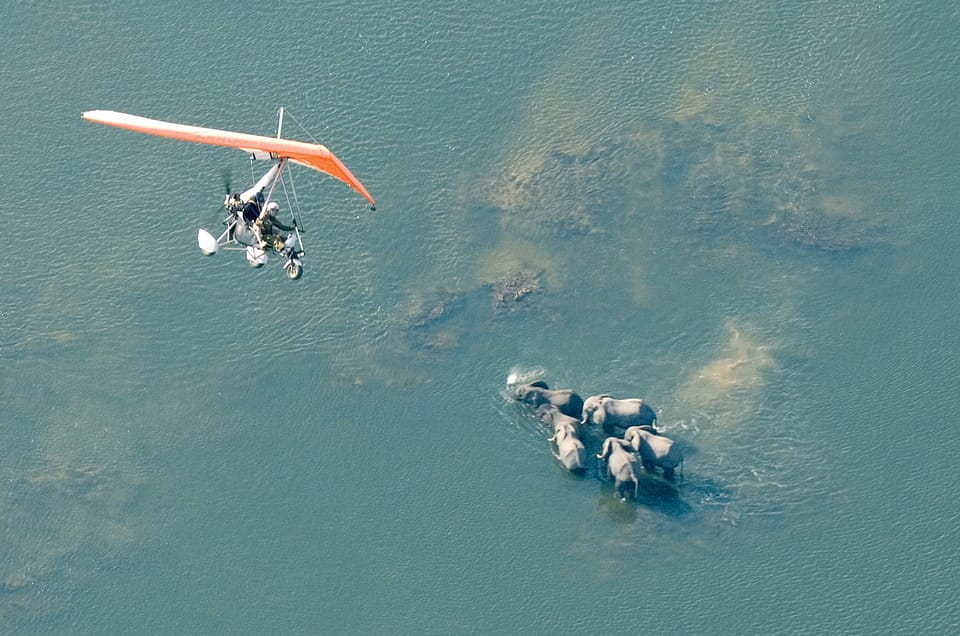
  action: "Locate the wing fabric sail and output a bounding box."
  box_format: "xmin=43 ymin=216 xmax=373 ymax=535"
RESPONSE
xmin=82 ymin=110 xmax=374 ymax=206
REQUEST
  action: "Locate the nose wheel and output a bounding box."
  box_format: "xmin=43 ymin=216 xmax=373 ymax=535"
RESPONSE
xmin=285 ymin=259 xmax=303 ymax=280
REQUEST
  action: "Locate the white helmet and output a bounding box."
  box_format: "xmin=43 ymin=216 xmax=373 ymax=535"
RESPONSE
xmin=267 ymin=201 xmax=279 ymax=213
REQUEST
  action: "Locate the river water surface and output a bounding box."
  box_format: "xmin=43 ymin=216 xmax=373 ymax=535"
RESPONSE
xmin=2 ymin=1 xmax=959 ymax=633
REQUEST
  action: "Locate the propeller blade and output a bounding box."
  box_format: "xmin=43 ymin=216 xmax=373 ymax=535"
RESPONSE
xmin=221 ymin=168 xmax=232 ymax=195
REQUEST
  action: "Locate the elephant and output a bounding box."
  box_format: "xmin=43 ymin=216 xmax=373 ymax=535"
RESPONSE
xmin=538 ymin=405 xmax=587 ymax=473
xmin=535 ymin=404 xmax=582 ymax=436
xmin=624 ymin=425 xmax=684 ymax=480
xmin=548 ymin=420 xmax=588 ymax=473
xmin=581 ymin=394 xmax=657 ymax=436
xmin=511 ymin=381 xmax=584 ymax=419
xmin=597 ymin=437 xmax=639 ymax=501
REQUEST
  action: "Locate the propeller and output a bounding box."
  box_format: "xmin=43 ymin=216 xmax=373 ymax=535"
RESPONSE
xmin=220 ymin=168 xmax=235 ymax=224
xmin=221 ymin=168 xmax=232 ymax=195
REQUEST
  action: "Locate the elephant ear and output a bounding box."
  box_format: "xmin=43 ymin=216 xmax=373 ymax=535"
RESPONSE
xmin=580 ymin=401 xmax=592 ymax=424
xmin=593 ymin=406 xmax=606 ymax=426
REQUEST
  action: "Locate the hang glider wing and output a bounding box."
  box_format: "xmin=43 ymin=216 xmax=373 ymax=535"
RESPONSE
xmin=82 ymin=110 xmax=374 ymax=206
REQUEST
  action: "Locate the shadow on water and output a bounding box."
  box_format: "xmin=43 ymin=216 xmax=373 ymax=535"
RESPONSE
xmin=596 ymin=491 xmax=640 ymax=524
xmin=594 ymin=472 xmax=697 ymax=524
xmin=597 ymin=485 xmax=696 ymax=526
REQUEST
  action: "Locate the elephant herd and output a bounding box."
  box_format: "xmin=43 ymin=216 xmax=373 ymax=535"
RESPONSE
xmin=510 ymin=380 xmax=684 ymax=501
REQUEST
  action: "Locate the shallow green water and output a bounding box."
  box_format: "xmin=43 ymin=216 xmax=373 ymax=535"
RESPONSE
xmin=2 ymin=1 xmax=959 ymax=633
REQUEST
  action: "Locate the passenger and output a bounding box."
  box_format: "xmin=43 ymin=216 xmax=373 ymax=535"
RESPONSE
xmin=241 ymin=192 xmax=265 ymax=225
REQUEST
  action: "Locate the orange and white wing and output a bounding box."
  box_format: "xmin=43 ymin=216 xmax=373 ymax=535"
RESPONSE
xmin=82 ymin=110 xmax=374 ymax=206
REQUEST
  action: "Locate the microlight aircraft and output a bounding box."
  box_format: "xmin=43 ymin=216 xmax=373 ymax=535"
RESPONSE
xmin=82 ymin=109 xmax=375 ymax=279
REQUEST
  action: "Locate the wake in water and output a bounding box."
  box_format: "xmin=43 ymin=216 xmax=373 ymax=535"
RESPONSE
xmin=664 ymin=320 xmax=832 ymax=527
xmin=505 ymin=365 xmax=547 ymax=387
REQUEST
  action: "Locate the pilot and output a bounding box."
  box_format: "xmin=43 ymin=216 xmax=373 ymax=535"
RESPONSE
xmin=256 ymin=201 xmax=296 ymax=250
xmin=225 ymin=193 xmax=243 ymax=214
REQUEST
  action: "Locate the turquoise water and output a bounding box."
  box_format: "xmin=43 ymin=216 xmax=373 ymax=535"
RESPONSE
xmin=2 ymin=1 xmax=959 ymax=633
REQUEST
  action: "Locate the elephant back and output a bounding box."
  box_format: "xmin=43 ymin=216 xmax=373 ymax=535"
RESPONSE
xmin=552 ymin=390 xmax=584 ymax=419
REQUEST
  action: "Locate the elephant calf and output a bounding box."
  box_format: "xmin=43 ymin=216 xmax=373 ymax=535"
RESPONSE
xmin=581 ymin=394 xmax=657 ymax=436
xmin=511 ymin=381 xmax=585 ymax=419
xmin=597 ymin=437 xmax=639 ymax=501
xmin=548 ymin=421 xmax=587 ymax=473
xmin=538 ymin=405 xmax=587 ymax=473
xmin=536 ymin=404 xmax=582 ymax=436
xmin=624 ymin=425 xmax=683 ymax=480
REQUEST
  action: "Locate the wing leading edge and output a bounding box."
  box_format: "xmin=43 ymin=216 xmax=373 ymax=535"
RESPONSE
xmin=82 ymin=109 xmax=374 ymax=206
